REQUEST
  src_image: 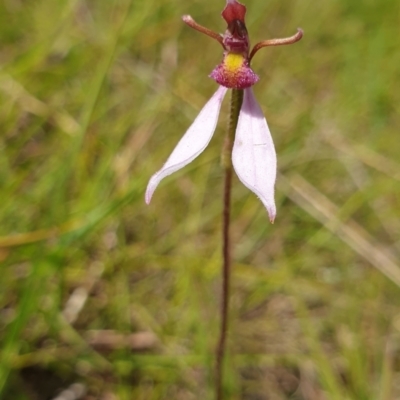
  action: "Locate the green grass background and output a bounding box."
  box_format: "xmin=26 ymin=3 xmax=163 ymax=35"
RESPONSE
xmin=1 ymin=0 xmax=400 ymax=398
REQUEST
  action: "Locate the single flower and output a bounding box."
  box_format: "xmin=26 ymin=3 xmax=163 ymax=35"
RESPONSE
xmin=145 ymin=0 xmax=302 ymax=222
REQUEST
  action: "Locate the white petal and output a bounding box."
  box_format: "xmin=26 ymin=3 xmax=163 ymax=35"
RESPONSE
xmin=232 ymin=87 xmax=277 ymax=222
xmin=145 ymin=86 xmax=228 ymax=204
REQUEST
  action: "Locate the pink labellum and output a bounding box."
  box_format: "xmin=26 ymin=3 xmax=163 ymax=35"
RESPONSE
xmin=145 ymin=86 xmax=228 ymax=204
xmin=232 ymin=88 xmax=277 ymax=222
xmin=210 ymin=57 xmax=258 ymax=89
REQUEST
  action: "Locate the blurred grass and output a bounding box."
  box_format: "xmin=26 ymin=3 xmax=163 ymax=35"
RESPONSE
xmin=0 ymin=0 xmax=400 ymax=398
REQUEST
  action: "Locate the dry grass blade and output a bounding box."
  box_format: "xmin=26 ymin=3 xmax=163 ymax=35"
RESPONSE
xmin=0 ymin=220 xmax=80 ymax=248
xmin=324 ymin=133 xmax=400 ymax=182
xmin=86 ymin=330 xmax=158 ymax=352
xmin=279 ymin=173 xmax=400 ymax=287
xmin=0 ymin=73 xmax=80 ymax=135
xmin=62 ymin=262 xmax=105 ymax=324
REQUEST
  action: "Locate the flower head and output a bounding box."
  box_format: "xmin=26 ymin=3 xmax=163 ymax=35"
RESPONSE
xmin=146 ymin=0 xmax=302 ymax=222
xmin=210 ymin=0 xmax=257 ymax=89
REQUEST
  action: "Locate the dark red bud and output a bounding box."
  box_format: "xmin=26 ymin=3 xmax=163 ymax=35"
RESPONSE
xmin=228 ymin=19 xmax=247 ymax=39
xmin=221 ymin=0 xmax=247 ymax=25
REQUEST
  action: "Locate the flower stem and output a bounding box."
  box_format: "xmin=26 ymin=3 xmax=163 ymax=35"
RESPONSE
xmin=216 ymin=88 xmax=243 ymax=400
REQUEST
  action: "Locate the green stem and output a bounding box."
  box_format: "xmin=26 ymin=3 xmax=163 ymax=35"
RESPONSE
xmin=215 ymin=88 xmax=243 ymax=400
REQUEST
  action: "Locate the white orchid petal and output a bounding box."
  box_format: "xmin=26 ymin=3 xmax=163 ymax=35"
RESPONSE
xmin=232 ymin=87 xmax=277 ymax=222
xmin=145 ymin=86 xmax=228 ymax=204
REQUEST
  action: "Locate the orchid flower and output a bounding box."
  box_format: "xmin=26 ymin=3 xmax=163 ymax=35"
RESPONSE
xmin=145 ymin=0 xmax=302 ymax=222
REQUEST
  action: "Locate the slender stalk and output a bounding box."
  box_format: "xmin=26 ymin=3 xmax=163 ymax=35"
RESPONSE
xmin=215 ymin=88 xmax=243 ymax=400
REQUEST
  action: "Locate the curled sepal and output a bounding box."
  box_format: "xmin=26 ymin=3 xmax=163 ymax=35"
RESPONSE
xmin=232 ymin=88 xmax=277 ymax=222
xmin=145 ymin=86 xmax=228 ymax=204
xmin=182 ymin=15 xmax=223 ymax=46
